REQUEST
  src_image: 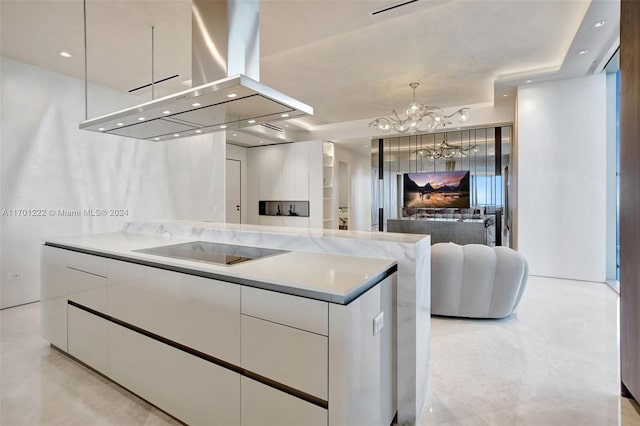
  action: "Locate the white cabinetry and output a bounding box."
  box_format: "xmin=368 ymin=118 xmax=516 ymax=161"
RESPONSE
xmin=68 ymin=305 xmax=108 ymax=373
xmin=106 ymin=259 xmax=241 ymax=364
xmin=108 ymin=321 xmax=241 ymax=426
xmin=241 ymin=286 xmax=328 ymax=335
xmin=248 ymin=140 xmax=323 ymax=228
xmin=41 ymin=245 xmax=396 ymax=426
xmin=242 ymin=315 xmax=328 ymax=399
xmin=241 ymin=377 xmax=327 ymax=426
xmin=41 ymin=245 xmax=108 ymax=350
xmin=329 ymin=276 xmax=396 ymax=426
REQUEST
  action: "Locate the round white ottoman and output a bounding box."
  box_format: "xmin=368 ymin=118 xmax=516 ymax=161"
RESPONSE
xmin=431 ymin=242 xmax=528 ymax=318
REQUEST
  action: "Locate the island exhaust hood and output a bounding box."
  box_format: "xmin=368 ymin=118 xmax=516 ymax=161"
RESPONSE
xmin=79 ymin=0 xmax=313 ymax=142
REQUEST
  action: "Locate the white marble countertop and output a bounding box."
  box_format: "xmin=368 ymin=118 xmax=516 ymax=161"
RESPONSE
xmin=124 ymin=219 xmax=428 ymax=244
xmin=45 ymin=232 xmax=397 ymax=304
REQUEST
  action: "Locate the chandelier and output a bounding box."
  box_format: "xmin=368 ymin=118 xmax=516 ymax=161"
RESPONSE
xmin=369 ymin=82 xmax=470 ymax=134
xmin=415 ymin=140 xmax=478 ymax=160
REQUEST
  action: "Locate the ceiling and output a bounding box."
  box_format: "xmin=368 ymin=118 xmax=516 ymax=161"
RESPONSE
xmin=0 ymin=0 xmax=619 ymax=146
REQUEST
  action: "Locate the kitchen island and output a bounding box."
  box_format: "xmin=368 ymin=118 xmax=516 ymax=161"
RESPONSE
xmin=121 ymin=220 xmax=431 ymax=425
xmin=41 ymin=232 xmax=398 ymax=426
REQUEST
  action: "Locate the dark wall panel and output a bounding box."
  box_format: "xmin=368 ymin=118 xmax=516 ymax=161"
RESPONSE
xmin=620 ymin=0 xmax=640 ymax=402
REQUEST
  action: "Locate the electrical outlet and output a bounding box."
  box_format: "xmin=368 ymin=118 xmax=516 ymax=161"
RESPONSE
xmin=373 ymin=311 xmax=384 ymax=335
xmin=8 ymin=272 xmax=24 ymax=280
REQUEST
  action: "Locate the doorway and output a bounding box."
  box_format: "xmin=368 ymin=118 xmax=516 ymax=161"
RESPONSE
xmin=226 ymin=159 xmax=241 ymax=224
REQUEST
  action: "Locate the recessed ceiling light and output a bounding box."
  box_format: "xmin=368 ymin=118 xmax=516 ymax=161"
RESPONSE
xmin=525 ymin=80 xmax=533 ymax=83
xmin=284 ymin=124 xmax=289 ymax=127
xmin=192 ymin=102 xmax=201 ymax=107
xmin=281 ymin=113 xmax=289 ymax=118
xmin=59 ymin=51 xmax=72 ymax=58
xmin=502 ymin=94 xmax=508 ymax=97
xmin=593 ymin=21 xmax=606 ymax=28
xmin=578 ymin=49 xmax=589 ymax=55
xmin=220 ymin=125 xmax=227 ymax=129
xmin=138 ymin=117 xmax=145 ymax=121
xmin=248 ymin=119 xmax=256 ymax=124
xmin=154 ymin=137 xmax=160 ymax=141
xmin=195 ymin=130 xmax=202 ymax=133
xmin=364 ymin=145 xmax=369 ymax=148
xmin=116 ymin=122 xmax=124 ymax=126
xmin=227 ymin=93 xmax=237 ymax=98
xmin=233 ymin=133 xmax=237 ymax=136
xmin=173 ymin=134 xmax=180 ymax=137
xmin=259 ymin=140 xmax=264 ymax=143
xmin=163 ymin=110 xmax=171 ymax=114
xmin=98 ymin=127 xmax=105 ymax=131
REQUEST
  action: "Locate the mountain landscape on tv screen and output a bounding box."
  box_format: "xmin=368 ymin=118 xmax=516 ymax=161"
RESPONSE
xmin=404 ymin=171 xmax=471 ymax=208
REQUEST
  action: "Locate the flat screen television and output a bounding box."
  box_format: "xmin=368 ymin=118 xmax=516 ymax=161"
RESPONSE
xmin=404 ymin=171 xmax=471 ymax=209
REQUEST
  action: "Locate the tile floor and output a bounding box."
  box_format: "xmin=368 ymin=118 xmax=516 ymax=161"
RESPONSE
xmin=1 ymin=275 xmax=639 ymax=425
xmin=421 ymin=276 xmax=640 ymax=426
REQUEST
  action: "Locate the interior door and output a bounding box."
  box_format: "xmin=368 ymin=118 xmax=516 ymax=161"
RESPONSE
xmin=226 ymin=159 xmax=241 ymax=224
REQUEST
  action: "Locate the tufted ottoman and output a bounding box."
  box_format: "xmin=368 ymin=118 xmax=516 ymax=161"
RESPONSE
xmin=431 ymin=243 xmax=528 ymax=318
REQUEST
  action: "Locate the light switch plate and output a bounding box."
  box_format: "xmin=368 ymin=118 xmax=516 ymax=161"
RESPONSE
xmin=373 ymin=311 xmax=384 ymax=335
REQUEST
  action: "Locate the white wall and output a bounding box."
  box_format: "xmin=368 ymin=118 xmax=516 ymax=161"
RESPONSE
xmin=334 ymin=144 xmax=372 ymax=231
xmin=605 ymin=72 xmax=618 ymax=281
xmin=226 ymin=144 xmax=248 ymax=224
xmin=0 ymin=57 xmax=225 ymax=308
xmin=517 ymin=74 xmax=607 ymax=282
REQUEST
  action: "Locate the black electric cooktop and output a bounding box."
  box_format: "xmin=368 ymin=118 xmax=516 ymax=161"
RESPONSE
xmin=134 ymin=241 xmax=287 ymax=266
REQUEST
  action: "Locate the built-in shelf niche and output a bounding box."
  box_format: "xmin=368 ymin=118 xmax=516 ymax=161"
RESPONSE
xmin=322 ymin=142 xmax=336 ymax=229
xmin=259 ymin=200 xmax=310 ymax=217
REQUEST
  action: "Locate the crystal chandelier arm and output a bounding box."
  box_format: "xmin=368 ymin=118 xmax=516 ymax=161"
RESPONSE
xmin=443 ymin=108 xmax=470 ymax=119
xmin=369 ymin=117 xmax=391 ymax=127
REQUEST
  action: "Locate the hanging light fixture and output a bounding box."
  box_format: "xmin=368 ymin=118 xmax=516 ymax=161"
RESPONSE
xmin=369 ymin=82 xmax=470 ymax=134
xmin=415 ymin=140 xmax=478 ymax=159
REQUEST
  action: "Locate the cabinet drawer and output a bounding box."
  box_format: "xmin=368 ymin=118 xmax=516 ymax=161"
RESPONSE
xmin=107 ymin=322 xmax=240 ymax=426
xmin=107 ymin=261 xmax=241 ymax=364
xmin=65 ymin=249 xmax=107 ymax=277
xmin=66 ymin=268 xmax=107 ymax=312
xmin=241 ymin=315 xmax=328 ymax=400
xmin=68 ymin=305 xmax=107 ymax=374
xmin=242 ymin=286 xmax=328 ymax=335
xmin=241 ymin=376 xmax=326 ymax=426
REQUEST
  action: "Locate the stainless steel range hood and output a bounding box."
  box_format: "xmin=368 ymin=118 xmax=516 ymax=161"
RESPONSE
xmin=79 ymin=0 xmax=313 ymax=142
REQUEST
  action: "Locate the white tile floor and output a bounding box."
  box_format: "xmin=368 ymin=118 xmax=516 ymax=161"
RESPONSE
xmin=421 ymin=275 xmax=640 ymax=426
xmin=1 ymin=275 xmax=639 ymax=425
